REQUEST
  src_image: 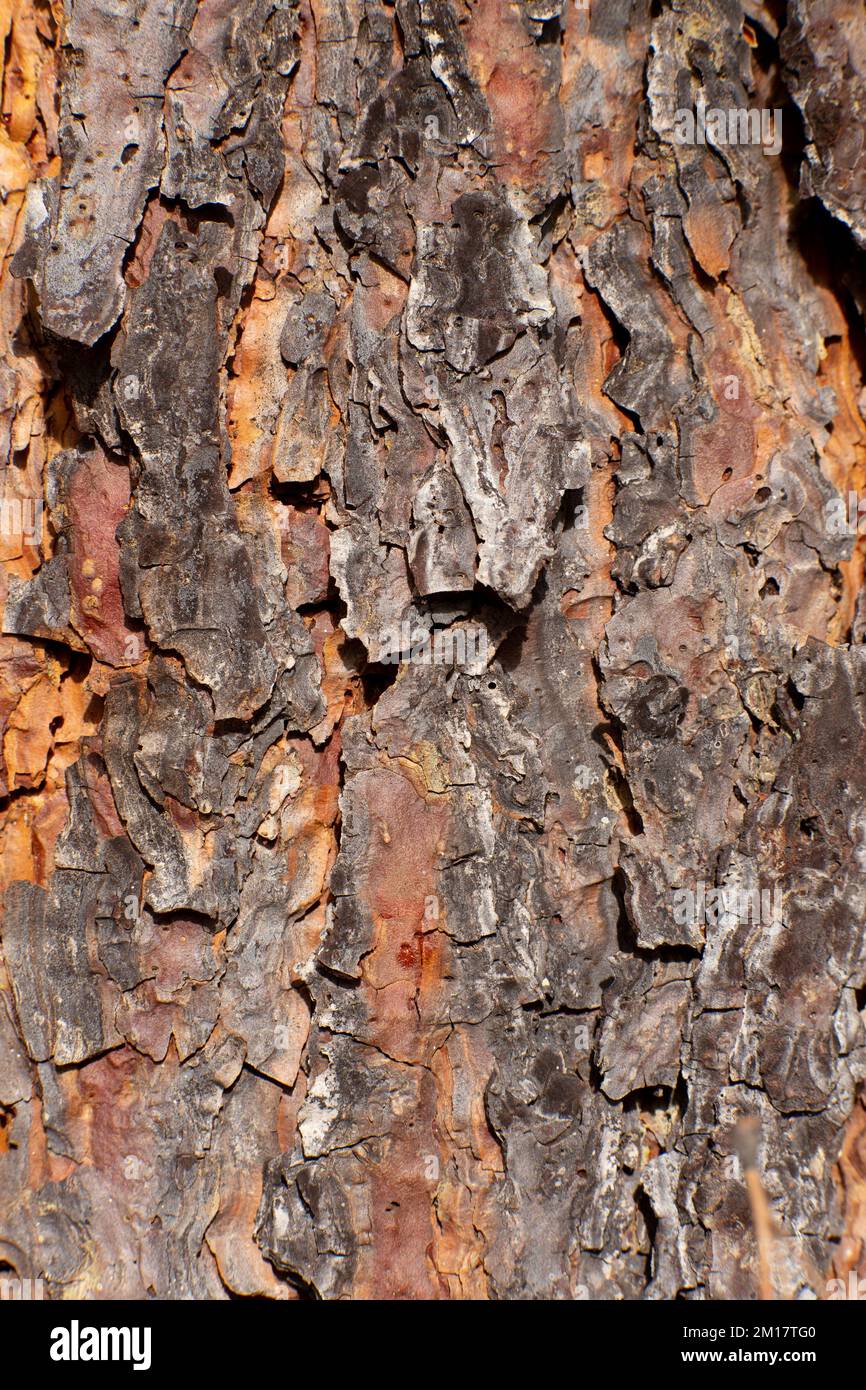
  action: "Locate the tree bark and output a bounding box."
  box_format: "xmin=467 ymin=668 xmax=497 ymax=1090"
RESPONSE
xmin=2 ymin=0 xmax=866 ymax=1301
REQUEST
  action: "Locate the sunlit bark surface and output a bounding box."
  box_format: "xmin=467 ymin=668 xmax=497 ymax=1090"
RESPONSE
xmin=2 ymin=0 xmax=866 ymax=1300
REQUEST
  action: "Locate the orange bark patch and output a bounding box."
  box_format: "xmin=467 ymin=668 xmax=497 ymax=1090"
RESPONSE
xmin=348 ymin=765 xmax=453 ymax=1296
xmin=465 ymin=0 xmax=560 ymax=188
xmin=66 ymin=446 xmax=132 ymax=665
xmin=683 ymin=200 xmax=738 ymax=279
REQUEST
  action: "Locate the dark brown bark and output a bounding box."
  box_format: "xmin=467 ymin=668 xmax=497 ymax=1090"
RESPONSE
xmin=1 ymin=0 xmax=866 ymax=1302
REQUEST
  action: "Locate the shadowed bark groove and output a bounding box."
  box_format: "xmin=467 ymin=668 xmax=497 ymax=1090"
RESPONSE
xmin=1 ymin=0 xmax=866 ymax=1301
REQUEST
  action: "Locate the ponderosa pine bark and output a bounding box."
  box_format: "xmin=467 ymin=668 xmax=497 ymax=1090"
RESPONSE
xmin=2 ymin=0 xmax=866 ymax=1301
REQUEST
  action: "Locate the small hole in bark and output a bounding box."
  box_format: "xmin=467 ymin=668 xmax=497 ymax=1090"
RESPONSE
xmin=214 ymin=266 xmax=233 ymax=299
xmin=0 ymin=1105 xmax=16 ymax=1154
xmin=787 ymin=678 xmax=805 ymax=710
xmin=536 ymin=17 xmax=561 ymax=43
xmin=635 ymin=1184 xmax=658 ymax=1281
xmin=360 ymin=657 xmax=398 ymax=705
